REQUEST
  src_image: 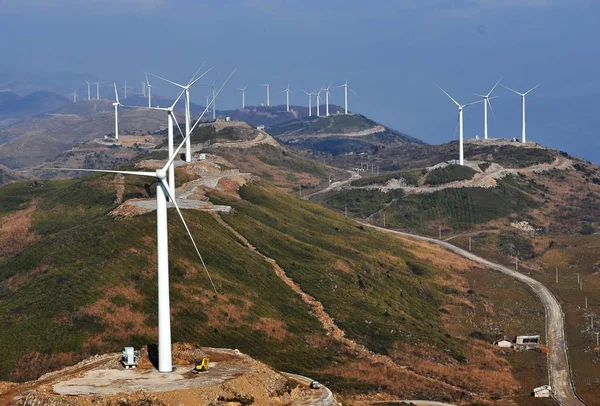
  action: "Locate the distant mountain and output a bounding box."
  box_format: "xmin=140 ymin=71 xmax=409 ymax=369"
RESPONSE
xmin=0 ymin=91 xmax=20 ymax=105
xmin=266 ymin=114 xmax=423 ymax=156
xmin=218 ymin=104 xmax=346 ymax=128
xmin=0 ymin=91 xmax=71 ymax=119
xmin=121 ymin=95 xmax=205 ymax=114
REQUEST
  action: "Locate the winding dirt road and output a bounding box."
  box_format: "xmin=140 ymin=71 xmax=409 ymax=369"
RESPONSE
xmin=363 ymin=224 xmax=585 ymax=406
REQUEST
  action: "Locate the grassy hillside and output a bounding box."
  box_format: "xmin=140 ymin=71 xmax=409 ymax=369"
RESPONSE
xmin=0 ymin=174 xmax=547 ymax=402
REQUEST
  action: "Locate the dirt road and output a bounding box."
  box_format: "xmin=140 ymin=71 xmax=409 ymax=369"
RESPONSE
xmin=305 ymin=170 xmax=360 ymax=199
xmin=364 ymin=224 xmax=585 ymax=406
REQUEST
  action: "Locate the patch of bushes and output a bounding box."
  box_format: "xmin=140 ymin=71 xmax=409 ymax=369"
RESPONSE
xmin=498 ymin=232 xmax=534 ymax=259
xmin=425 ymin=165 xmax=476 ymax=186
xmin=580 ymin=222 xmax=595 ymax=235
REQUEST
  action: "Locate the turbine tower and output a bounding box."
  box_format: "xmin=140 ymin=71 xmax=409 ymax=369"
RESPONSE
xmin=282 ymin=84 xmax=291 ymax=112
xmin=473 ymin=78 xmax=502 ymax=140
xmin=238 ymin=86 xmax=247 ymax=109
xmin=149 ymin=65 xmax=212 ymax=163
xmin=316 ymin=89 xmax=322 ymax=117
xmin=43 ymin=74 xmax=235 ymax=371
xmin=113 ymin=83 xmax=121 ymax=141
xmin=211 ymin=82 xmax=216 ymax=120
xmin=145 ymin=73 xmax=153 ymax=108
xmin=324 ymin=83 xmax=332 ymax=117
xmin=142 ymin=81 xmax=146 ymax=97
xmin=261 ymin=83 xmax=270 ymax=106
xmin=303 ymin=90 xmax=313 ymax=117
xmin=338 ymin=80 xmax=358 ymax=114
xmin=502 ymin=83 xmax=542 ymax=143
xmin=123 ymin=80 xmax=128 ymax=99
xmin=436 ymin=84 xmax=483 ymax=166
xmin=85 ymin=81 xmax=91 ymax=101
xmin=95 ymin=81 xmax=100 ymax=100
xmin=73 ymin=90 xmax=77 ymax=103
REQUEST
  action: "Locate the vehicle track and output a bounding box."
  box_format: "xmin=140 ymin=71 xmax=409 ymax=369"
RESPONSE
xmin=363 ymin=223 xmax=586 ymax=406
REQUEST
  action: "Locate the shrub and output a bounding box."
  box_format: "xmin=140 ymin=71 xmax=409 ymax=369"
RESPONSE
xmin=425 ymin=165 xmax=476 ymax=186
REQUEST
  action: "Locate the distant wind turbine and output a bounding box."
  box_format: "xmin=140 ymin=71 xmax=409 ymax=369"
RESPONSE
xmin=95 ymin=81 xmax=100 ymax=100
xmin=142 ymin=81 xmax=146 ymax=97
xmin=316 ymin=88 xmax=322 ymax=117
xmin=282 ymin=84 xmax=292 ymax=112
xmin=303 ymin=90 xmax=313 ymax=117
xmin=145 ymin=73 xmax=153 ymax=108
xmin=123 ymin=80 xmax=128 ymax=99
xmin=211 ymin=82 xmax=216 ymax=120
xmin=324 ymin=83 xmax=332 ymax=117
xmin=113 ymin=83 xmax=121 ymax=141
xmin=261 ymin=83 xmax=270 ymax=106
xmin=338 ymin=80 xmax=358 ymax=115
xmin=149 ymin=64 xmax=213 ymax=163
xmin=502 ymin=83 xmax=542 ymax=143
xmin=435 ymin=83 xmax=484 ymax=166
xmin=73 ymin=90 xmax=77 ymax=103
xmin=473 ymin=77 xmax=503 ymax=140
xmin=85 ymin=81 xmax=91 ymax=101
xmin=238 ymin=86 xmax=247 ymax=109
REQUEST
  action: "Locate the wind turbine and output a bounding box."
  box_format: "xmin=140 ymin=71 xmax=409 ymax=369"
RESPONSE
xmin=473 ymin=78 xmax=502 ymax=140
xmin=44 ymin=71 xmax=235 ymax=374
xmin=123 ymin=80 xmax=128 ymax=100
xmin=73 ymin=90 xmax=77 ymax=103
xmin=261 ymin=83 xmax=271 ymax=107
xmin=435 ymin=84 xmax=484 ymax=166
xmin=148 ymin=65 xmax=213 ymax=163
xmin=337 ymin=80 xmax=358 ymax=115
xmin=113 ymin=83 xmax=121 ymax=141
xmin=323 ymin=83 xmax=332 ymax=117
xmin=282 ymin=84 xmax=292 ymax=112
xmin=502 ymin=83 xmax=542 ymax=143
xmin=303 ymin=90 xmax=313 ymax=117
xmin=315 ymin=88 xmax=322 ymax=117
xmin=95 ymin=81 xmax=100 ymax=100
xmin=211 ymin=82 xmax=216 ymax=120
xmin=238 ymin=86 xmax=247 ymax=109
xmin=145 ymin=73 xmax=153 ymax=108
xmin=142 ymin=81 xmax=146 ymax=97
xmin=85 ymin=81 xmax=91 ymax=101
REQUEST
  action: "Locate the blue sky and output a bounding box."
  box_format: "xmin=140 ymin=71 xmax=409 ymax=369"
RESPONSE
xmin=1 ymin=0 xmax=599 ymax=161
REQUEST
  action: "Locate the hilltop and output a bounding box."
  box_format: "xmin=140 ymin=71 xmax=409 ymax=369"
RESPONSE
xmin=0 ymin=126 xmax=551 ymax=405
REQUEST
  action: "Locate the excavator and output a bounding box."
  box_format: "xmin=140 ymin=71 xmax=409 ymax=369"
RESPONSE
xmin=192 ymin=358 xmax=209 ymax=373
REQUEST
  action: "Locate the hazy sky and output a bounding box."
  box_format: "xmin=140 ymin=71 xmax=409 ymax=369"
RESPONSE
xmin=1 ymin=0 xmax=599 ymax=161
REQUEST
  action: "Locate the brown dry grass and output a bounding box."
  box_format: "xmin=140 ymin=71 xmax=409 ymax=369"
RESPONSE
xmin=0 ymin=202 xmax=38 ymax=258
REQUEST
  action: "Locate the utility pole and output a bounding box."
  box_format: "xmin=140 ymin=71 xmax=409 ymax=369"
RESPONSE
xmin=556 ymin=267 xmax=559 ymax=284
xmin=345 ymin=204 xmax=348 ymax=218
xmin=515 ymin=256 xmax=519 ymax=271
xmin=383 ymin=212 xmax=386 ymax=228
xmin=468 ymin=236 xmax=472 ymax=252
xmin=439 ymin=226 xmax=442 ymax=240
xmin=596 ymin=332 xmax=599 ymax=347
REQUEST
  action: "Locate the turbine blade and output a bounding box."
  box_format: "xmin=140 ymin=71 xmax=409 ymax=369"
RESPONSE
xmin=149 ymin=73 xmax=185 ymax=89
xmin=164 ymin=68 xmax=237 ymax=172
xmin=434 ymin=83 xmax=460 ymax=106
xmin=487 ymin=76 xmax=504 ymax=96
xmin=160 ymin=178 xmax=218 ymax=294
xmin=170 ymin=87 xmax=187 ymax=109
xmin=488 ymin=97 xmax=496 ymax=117
xmin=114 ymin=82 xmax=120 ymax=104
xmin=39 ymin=168 xmax=156 ymax=178
xmin=171 ymin=111 xmax=186 ymax=140
xmin=501 ymin=84 xmax=523 ymax=96
xmin=187 ymin=61 xmax=207 ymax=86
xmin=472 ymin=93 xmax=486 ymax=98
xmin=463 ymin=99 xmax=485 ymax=108
xmin=525 ymin=82 xmax=542 ymax=95
xmin=145 ymin=72 xmax=151 ymax=86
xmin=188 ymin=65 xmax=216 ymax=88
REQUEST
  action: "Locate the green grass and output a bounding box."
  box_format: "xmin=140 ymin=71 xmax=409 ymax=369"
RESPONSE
xmin=351 ymin=169 xmax=422 ymax=187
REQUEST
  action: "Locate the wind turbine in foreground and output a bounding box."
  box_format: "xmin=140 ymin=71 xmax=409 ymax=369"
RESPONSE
xmin=261 ymin=83 xmax=271 ymax=106
xmin=502 ymin=83 xmax=542 ymax=143
xmin=436 ymin=84 xmax=484 ymax=166
xmin=473 ymin=77 xmax=503 ymax=140
xmin=148 ymin=64 xmax=213 ymax=163
xmin=238 ymin=86 xmax=247 ymax=109
xmin=338 ymin=80 xmax=358 ymax=115
xmin=47 ymin=70 xmax=236 ymax=373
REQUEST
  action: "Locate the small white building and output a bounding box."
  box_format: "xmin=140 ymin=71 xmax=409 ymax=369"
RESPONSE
xmin=495 ymin=339 xmax=512 ymax=348
xmin=533 ymin=385 xmax=552 ymax=398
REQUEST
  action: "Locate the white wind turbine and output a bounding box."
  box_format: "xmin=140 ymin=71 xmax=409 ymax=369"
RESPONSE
xmin=436 ymin=84 xmax=484 ymax=166
xmin=238 ymin=86 xmax=247 ymax=109
xmin=142 ymin=81 xmax=146 ymax=97
xmin=145 ymin=73 xmax=153 ymax=108
xmin=323 ymin=83 xmax=332 ymax=117
xmin=95 ymin=81 xmax=100 ymax=100
xmin=211 ymin=82 xmax=216 ymax=120
xmin=282 ymin=84 xmax=292 ymax=112
xmin=473 ymin=78 xmax=503 ymax=140
xmin=261 ymin=83 xmax=271 ymax=106
xmin=45 ymin=70 xmax=236 ymax=373
xmin=73 ymin=90 xmax=77 ymax=103
xmin=501 ymin=83 xmax=542 ymax=143
xmin=148 ymin=64 xmax=213 ymax=163
xmin=315 ymin=88 xmax=322 ymax=117
xmin=303 ymin=90 xmax=313 ymax=117
xmin=123 ymin=80 xmax=128 ymax=100
xmin=85 ymin=81 xmax=91 ymax=101
xmin=113 ymin=83 xmax=121 ymax=141
xmin=338 ymin=80 xmax=358 ymax=115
